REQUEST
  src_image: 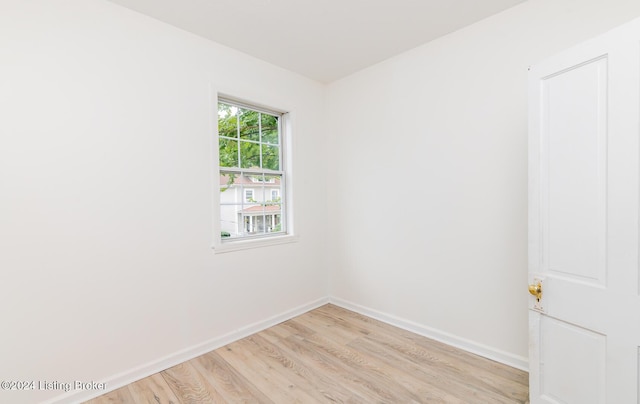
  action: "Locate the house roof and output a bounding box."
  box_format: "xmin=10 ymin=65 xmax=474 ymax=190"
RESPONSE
xmin=241 ymin=204 xmax=281 ymax=214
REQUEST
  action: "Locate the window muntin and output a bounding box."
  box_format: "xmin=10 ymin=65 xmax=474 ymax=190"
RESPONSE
xmin=218 ymin=99 xmax=286 ymax=241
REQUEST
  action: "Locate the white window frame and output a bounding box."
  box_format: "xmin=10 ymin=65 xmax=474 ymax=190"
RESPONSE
xmin=271 ymin=189 xmax=279 ymax=201
xmin=212 ymin=94 xmax=297 ymax=253
xmin=244 ymin=189 xmax=254 ymax=203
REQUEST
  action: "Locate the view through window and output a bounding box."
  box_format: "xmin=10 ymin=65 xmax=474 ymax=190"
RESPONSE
xmin=218 ymin=99 xmax=286 ymax=240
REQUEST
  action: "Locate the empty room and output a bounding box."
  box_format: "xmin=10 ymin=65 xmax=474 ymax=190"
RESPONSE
xmin=2 ymin=0 xmax=640 ymax=403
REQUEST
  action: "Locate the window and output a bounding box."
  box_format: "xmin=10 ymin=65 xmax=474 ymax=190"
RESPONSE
xmin=218 ymin=98 xmax=288 ymax=242
xmin=244 ymin=189 xmax=254 ymax=203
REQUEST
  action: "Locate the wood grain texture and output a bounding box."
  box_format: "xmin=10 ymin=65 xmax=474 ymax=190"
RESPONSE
xmin=86 ymin=304 xmax=529 ymax=403
xmin=127 ymin=373 xmax=180 ymax=404
xmin=85 ymin=384 xmax=136 ymax=404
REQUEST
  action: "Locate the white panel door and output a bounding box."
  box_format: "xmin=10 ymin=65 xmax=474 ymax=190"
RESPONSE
xmin=529 ymin=18 xmax=640 ymax=404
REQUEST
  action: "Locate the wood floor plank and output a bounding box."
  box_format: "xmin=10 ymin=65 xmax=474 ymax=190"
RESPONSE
xmin=354 ymin=333 xmax=521 ymax=403
xmin=162 ymin=362 xmax=226 ymax=403
xmin=283 ymin=327 xmax=423 ymax=402
xmin=126 ymin=373 xmax=180 ymax=404
xmin=85 ymin=385 xmax=136 ymax=404
xmin=191 ymin=350 xmax=274 ymax=403
xmin=297 ymin=324 xmax=455 ymax=403
xmin=373 ymin=329 xmax=524 ymax=401
xmin=85 ymin=304 xmax=529 ymax=403
xmin=410 ymin=330 xmax=528 ymax=384
xmin=291 ymin=305 xmax=527 ymax=403
xmin=292 ymin=310 xmax=362 ymax=345
xmin=323 ymin=304 xmax=529 ymax=390
xmin=346 ymin=335 xmax=470 ymax=403
xmin=276 ymin=317 xmax=318 ymax=337
xmin=260 ymin=328 xmax=373 ymax=403
xmin=257 ymin=321 xmax=294 ymax=344
xmin=248 ymin=331 xmax=369 ymax=403
xmin=320 ymin=304 xmax=528 ymax=402
xmin=399 ymin=329 xmax=527 ymax=385
xmin=215 ymin=338 xmax=317 ymax=403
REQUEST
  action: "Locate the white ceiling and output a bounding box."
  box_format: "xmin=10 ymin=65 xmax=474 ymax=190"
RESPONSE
xmin=107 ymin=0 xmax=526 ymax=83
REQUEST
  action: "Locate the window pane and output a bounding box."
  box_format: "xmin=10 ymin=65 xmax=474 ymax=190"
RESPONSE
xmin=262 ymin=144 xmax=280 ymax=170
xmin=219 ymin=138 xmax=238 ymax=167
xmin=219 ymin=171 xmax=239 ymax=192
xmin=220 ymin=170 xmax=241 ymax=238
xmin=240 ymin=141 xmax=260 ymax=168
xmin=261 ymin=113 xmax=279 ymax=145
xmin=218 ymin=175 xmax=282 ymax=239
xmin=218 ymin=103 xmax=238 ymax=139
xmin=239 ymin=109 xmax=260 ymax=141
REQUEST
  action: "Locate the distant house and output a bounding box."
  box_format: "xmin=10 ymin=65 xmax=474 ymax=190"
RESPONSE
xmin=219 ymin=173 xmax=282 ymax=237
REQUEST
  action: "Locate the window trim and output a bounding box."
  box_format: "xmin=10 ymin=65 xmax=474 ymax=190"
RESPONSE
xmin=244 ymin=188 xmax=255 ymax=203
xmin=212 ymin=93 xmax=297 ymax=253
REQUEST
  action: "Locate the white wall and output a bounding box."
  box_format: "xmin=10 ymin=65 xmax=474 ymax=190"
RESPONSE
xmin=327 ymin=0 xmax=640 ymax=367
xmin=0 ymin=1 xmax=328 ymax=403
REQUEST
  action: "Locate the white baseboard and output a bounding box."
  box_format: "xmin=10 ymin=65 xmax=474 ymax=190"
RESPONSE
xmin=329 ymin=296 xmax=529 ymax=372
xmin=47 ymin=296 xmax=330 ymax=404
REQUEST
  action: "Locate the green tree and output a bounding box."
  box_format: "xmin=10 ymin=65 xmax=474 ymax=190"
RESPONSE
xmin=218 ymin=103 xmax=280 ymax=173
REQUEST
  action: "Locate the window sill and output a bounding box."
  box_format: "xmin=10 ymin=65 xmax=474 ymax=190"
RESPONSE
xmin=212 ymin=234 xmax=298 ymax=254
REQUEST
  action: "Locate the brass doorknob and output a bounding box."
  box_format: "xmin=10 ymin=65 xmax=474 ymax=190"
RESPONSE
xmin=528 ymin=282 xmax=542 ymax=300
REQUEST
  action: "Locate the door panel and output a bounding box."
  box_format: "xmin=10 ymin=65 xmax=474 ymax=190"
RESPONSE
xmin=540 ymin=317 xmax=606 ymax=404
xmin=542 ymin=57 xmax=607 ymax=284
xmin=529 ymin=18 xmax=640 ymax=404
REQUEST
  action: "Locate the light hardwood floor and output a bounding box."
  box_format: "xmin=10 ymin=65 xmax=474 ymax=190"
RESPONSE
xmin=86 ymin=304 xmax=529 ymax=403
